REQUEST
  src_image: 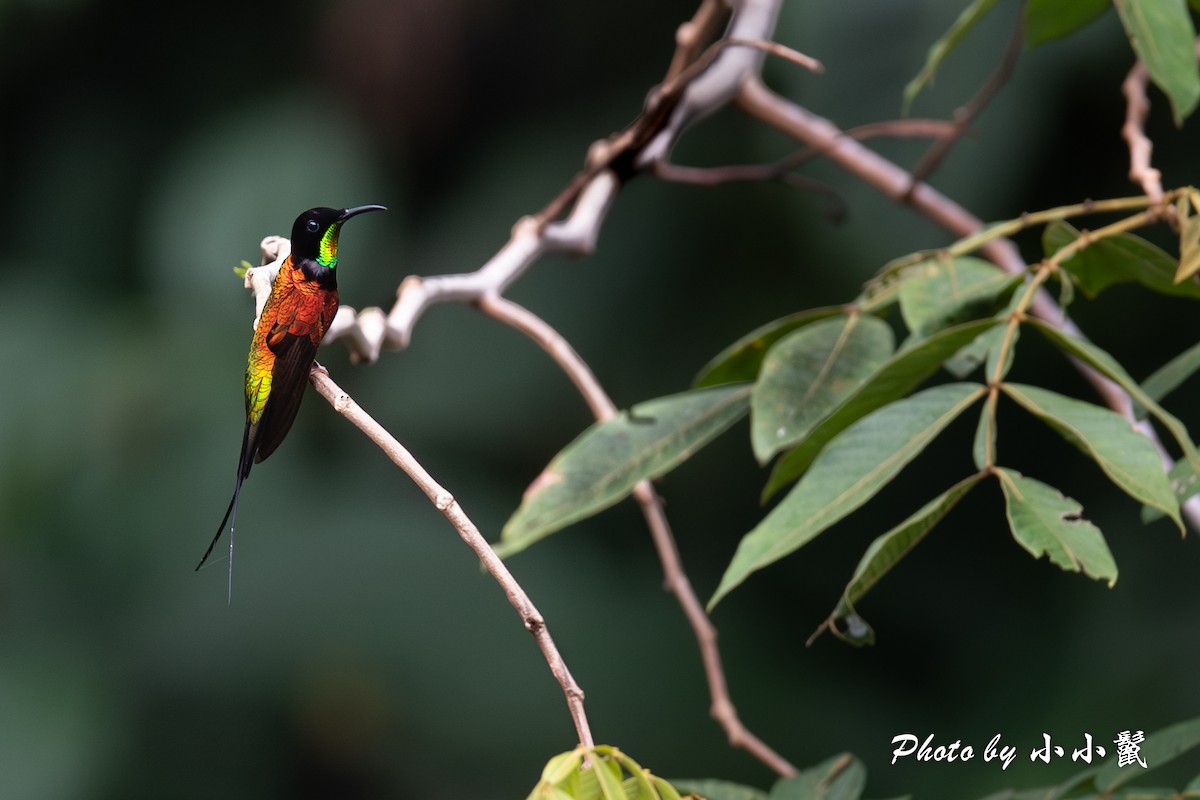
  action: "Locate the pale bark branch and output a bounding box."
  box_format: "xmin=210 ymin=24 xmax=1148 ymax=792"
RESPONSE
xmin=308 ymin=366 xmax=594 ymax=749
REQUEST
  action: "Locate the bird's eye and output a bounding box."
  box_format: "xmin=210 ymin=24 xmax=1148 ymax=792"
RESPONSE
xmin=306 ymin=219 xmax=320 ymax=233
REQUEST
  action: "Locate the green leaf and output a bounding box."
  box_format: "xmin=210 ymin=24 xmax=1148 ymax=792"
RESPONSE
xmin=1140 ymin=338 xmax=1200 ymax=410
xmin=499 ymin=384 xmax=751 ymax=557
xmin=998 ymin=468 xmax=1118 ymax=586
xmin=1026 ymin=319 xmax=1200 ymax=474
xmin=594 ymin=753 xmax=627 ymax=800
xmin=1115 ymin=0 xmax=1200 ymax=125
xmin=1043 ymin=221 xmax=1200 ymax=300
xmin=974 ymin=393 xmax=998 ymax=470
xmin=822 ymin=472 xmax=987 ymax=646
xmin=771 ymin=754 xmax=866 ymax=800
xmin=751 ymin=315 xmax=894 ymax=463
xmin=903 ymin=0 xmax=1004 ymax=111
xmin=695 ymin=307 xmax=847 ymax=388
xmin=1177 ymin=188 xmax=1200 ymax=281
xmin=1141 ymin=456 xmax=1200 ymax=523
xmin=1095 ymin=716 xmax=1200 ymax=792
xmin=672 ymin=780 xmax=769 ymax=800
xmin=710 ymin=383 xmax=984 ymax=609
xmin=1025 ymin=0 xmax=1110 ymax=47
xmin=898 ymin=256 xmax=1023 ymax=340
xmin=763 ymin=319 xmax=1001 ymax=499
xmin=1001 ymin=383 xmax=1182 ymax=530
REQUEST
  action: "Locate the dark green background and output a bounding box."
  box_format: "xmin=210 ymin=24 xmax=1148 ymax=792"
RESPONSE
xmin=1 ymin=0 xmax=1197 ymax=797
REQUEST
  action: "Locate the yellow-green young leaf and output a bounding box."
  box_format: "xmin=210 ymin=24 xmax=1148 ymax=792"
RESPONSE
xmin=671 ymin=780 xmax=768 ymax=800
xmin=763 ymin=319 xmax=1001 ymax=499
xmin=710 ymin=383 xmax=984 ymax=609
xmin=542 ymin=750 xmax=587 ymax=785
xmin=1175 ymin=188 xmax=1200 ymax=282
xmin=1001 ymin=383 xmax=1182 ymax=530
xmin=1026 ymin=319 xmax=1200 ymax=474
xmin=594 ymin=754 xmax=626 ymax=800
xmin=898 ymin=256 xmax=1022 ymax=340
xmin=1115 ymin=0 xmax=1200 ymax=125
xmin=694 ymin=307 xmax=847 ymax=388
xmin=1042 ymin=221 xmax=1200 ymax=299
xmin=1095 ymin=716 xmax=1200 ymax=793
xmin=499 ymin=384 xmax=751 ymax=557
xmin=751 ymin=315 xmax=894 ymax=463
xmin=771 ymin=754 xmax=866 ymax=800
xmin=822 ymin=472 xmax=987 ymax=646
xmin=903 ymin=0 xmax=1004 ymax=111
xmin=1025 ymin=0 xmax=1110 ymax=47
xmin=998 ymin=468 xmax=1117 ymax=586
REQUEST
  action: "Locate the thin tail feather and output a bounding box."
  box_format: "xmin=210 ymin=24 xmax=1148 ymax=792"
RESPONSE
xmin=197 ymin=421 xmax=257 ymax=572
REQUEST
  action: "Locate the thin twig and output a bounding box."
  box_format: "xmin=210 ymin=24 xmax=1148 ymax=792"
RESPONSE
xmin=1121 ymin=59 xmax=1164 ymax=204
xmin=905 ymin=13 xmax=1024 ymax=196
xmin=477 ymin=296 xmax=798 ymax=777
xmin=308 ymin=366 xmax=594 ymax=749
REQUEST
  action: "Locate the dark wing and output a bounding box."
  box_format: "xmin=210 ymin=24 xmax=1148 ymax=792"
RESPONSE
xmin=253 ymin=330 xmax=320 ymax=464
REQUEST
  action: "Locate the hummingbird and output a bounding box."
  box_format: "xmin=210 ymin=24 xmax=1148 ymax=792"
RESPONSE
xmin=198 ymin=204 xmax=386 ymax=583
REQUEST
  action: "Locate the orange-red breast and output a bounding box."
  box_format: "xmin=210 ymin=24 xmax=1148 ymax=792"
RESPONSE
xmin=198 ymin=205 xmax=386 ymax=579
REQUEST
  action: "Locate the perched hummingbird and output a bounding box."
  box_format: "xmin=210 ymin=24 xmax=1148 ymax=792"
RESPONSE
xmin=198 ymin=204 xmax=386 ymax=579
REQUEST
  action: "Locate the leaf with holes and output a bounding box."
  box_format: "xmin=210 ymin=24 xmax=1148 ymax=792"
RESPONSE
xmin=998 ymin=468 xmax=1117 ymax=586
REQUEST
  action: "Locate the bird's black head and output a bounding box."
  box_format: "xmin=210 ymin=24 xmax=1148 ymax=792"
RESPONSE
xmin=289 ymin=205 xmax=386 ymax=269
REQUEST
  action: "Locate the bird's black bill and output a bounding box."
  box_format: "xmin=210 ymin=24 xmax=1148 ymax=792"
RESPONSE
xmin=338 ymin=204 xmax=387 ymax=221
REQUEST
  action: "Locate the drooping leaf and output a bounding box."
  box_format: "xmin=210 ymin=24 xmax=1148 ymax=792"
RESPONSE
xmin=1025 ymin=0 xmax=1110 ymax=48
xmin=1027 ymin=319 xmax=1200 ymax=473
xmin=1176 ymin=188 xmax=1200 ymax=282
xmin=499 ymin=384 xmax=751 ymax=557
xmin=770 ymin=754 xmax=866 ymax=800
xmin=1139 ymin=339 xmax=1200 ymax=411
xmin=973 ymin=393 xmax=998 ymax=470
xmin=903 ymin=0 xmax=1004 ymax=111
xmin=751 ymin=315 xmax=894 ymax=463
xmin=898 ymin=256 xmax=1022 ymax=340
xmin=1095 ymin=716 xmax=1200 ymax=792
xmin=1115 ymin=0 xmax=1200 ymax=125
xmin=710 ymin=383 xmax=984 ymax=609
xmin=762 ymin=320 xmax=1000 ymax=499
xmin=1001 ymin=383 xmax=1182 ymax=530
xmin=1141 ymin=456 xmax=1200 ymax=523
xmin=997 ymin=468 xmax=1118 ymax=586
xmin=1042 ymin=221 xmax=1200 ymax=299
xmin=821 ymin=472 xmax=987 ymax=647
xmin=694 ymin=307 xmax=847 ymax=388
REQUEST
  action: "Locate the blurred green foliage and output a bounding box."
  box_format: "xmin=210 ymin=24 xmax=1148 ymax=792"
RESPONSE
xmin=1 ymin=0 xmax=1199 ymax=798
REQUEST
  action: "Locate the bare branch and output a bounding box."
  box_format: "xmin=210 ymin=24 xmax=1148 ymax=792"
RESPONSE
xmin=308 ymin=366 xmax=594 ymax=749
xmin=1121 ymin=59 xmax=1164 ymax=204
xmin=478 ymin=296 xmax=798 ymax=777
xmin=905 ymin=14 xmax=1024 ymax=194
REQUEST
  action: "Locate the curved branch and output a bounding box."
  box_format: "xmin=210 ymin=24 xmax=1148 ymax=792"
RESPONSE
xmin=309 ymin=366 xmax=594 ymax=748
xmin=478 ymin=296 xmax=797 ymax=777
